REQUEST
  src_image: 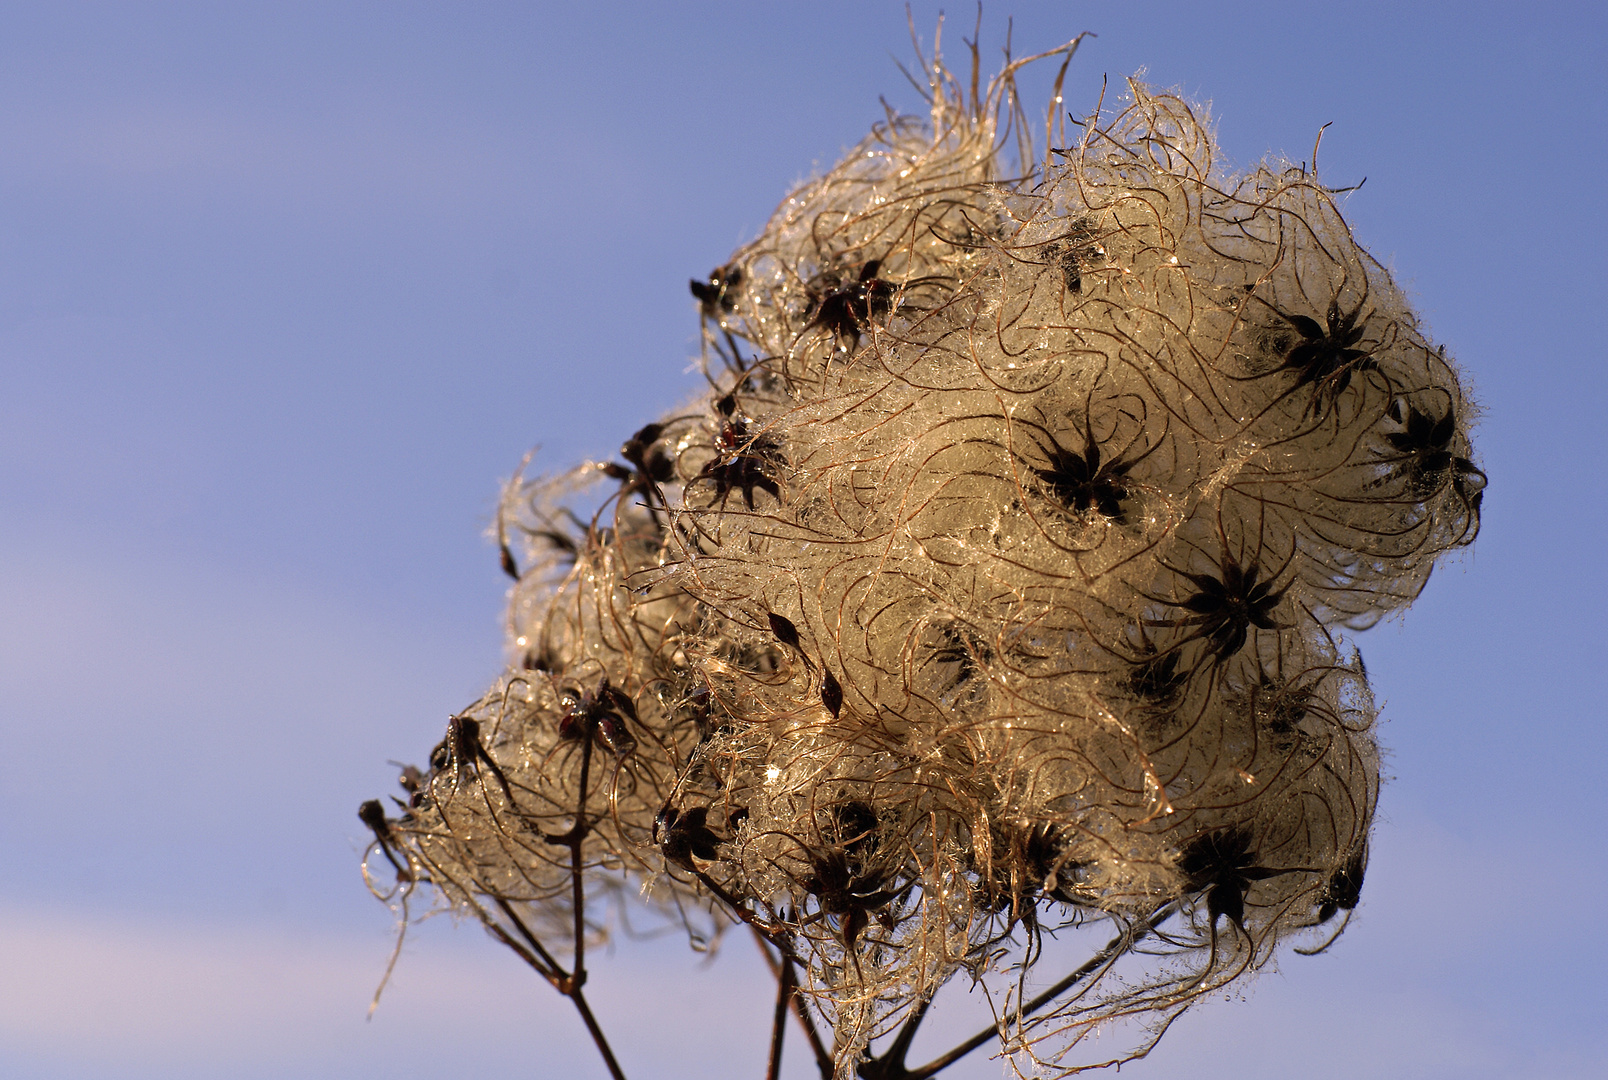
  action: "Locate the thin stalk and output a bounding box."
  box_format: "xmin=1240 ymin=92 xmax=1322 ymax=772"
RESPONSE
xmin=492 ymin=732 xmax=627 ymax=1078
xmin=857 ymin=993 xmax=933 ymax=1080
xmin=765 ymin=954 xmax=795 ymax=1080
xmin=567 ymin=736 xmax=594 ymax=990
xmin=902 ymin=904 xmax=1179 ymax=1080
xmin=753 ymin=927 xmax=833 ymax=1078
xmin=569 ymin=987 xmax=628 ymax=1080
xmin=491 ymin=895 xmax=565 ymax=985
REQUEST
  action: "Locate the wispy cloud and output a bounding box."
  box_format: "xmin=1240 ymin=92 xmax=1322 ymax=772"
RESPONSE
xmin=0 ymin=903 xmax=798 ymax=1079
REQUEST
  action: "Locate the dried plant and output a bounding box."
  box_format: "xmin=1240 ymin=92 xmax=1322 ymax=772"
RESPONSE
xmin=361 ymin=22 xmax=1483 ymax=1080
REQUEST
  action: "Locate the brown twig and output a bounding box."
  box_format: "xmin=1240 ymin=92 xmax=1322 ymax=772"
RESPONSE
xmin=569 ymin=987 xmax=629 ymax=1080
xmin=856 ymin=992 xmax=933 ymax=1080
xmin=765 ymin=953 xmax=796 ymax=1080
xmin=896 ymin=903 xmax=1179 ymax=1080
xmin=753 ymin=927 xmax=833 ymax=1079
xmin=485 ymin=733 xmax=629 ymax=1079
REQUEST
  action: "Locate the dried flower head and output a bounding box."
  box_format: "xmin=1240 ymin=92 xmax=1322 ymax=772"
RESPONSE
xmin=363 ymin=28 xmax=1482 ymax=1080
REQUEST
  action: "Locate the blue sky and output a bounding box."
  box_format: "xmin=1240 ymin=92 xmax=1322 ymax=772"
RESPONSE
xmin=1 ymin=3 xmax=1603 ymax=1077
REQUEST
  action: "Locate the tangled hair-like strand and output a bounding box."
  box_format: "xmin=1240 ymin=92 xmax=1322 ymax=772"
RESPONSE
xmin=362 ymin=23 xmax=1480 ymax=1080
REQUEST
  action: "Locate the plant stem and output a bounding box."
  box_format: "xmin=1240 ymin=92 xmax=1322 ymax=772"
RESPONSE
xmin=753 ymin=927 xmax=833 ymax=1078
xmin=569 ymin=987 xmax=628 ymax=1080
xmin=765 ymin=954 xmax=795 ymax=1080
xmin=899 ymin=903 xmax=1179 ymax=1080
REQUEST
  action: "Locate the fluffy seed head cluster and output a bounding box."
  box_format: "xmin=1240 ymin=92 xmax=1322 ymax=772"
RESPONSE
xmin=364 ymin=41 xmax=1483 ymax=1078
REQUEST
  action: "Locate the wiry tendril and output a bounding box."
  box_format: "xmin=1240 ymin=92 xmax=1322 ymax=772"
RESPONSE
xmin=363 ymin=23 xmax=1481 ymax=1080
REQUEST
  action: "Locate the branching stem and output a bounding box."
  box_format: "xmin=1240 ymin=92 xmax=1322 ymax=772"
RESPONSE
xmin=889 ymin=903 xmax=1180 ymax=1080
xmin=488 ymin=734 xmax=629 ymax=1078
xmin=753 ymin=927 xmax=833 ymax=1079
